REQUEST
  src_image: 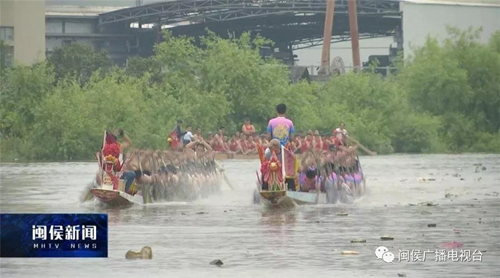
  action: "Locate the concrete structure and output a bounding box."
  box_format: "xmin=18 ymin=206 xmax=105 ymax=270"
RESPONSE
xmin=45 ymin=5 xmax=134 ymax=64
xmin=401 ymin=0 xmax=500 ymax=59
xmin=0 ymin=0 xmax=46 ymax=66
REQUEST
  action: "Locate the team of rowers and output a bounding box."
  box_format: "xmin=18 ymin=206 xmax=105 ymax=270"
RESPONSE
xmin=97 ymin=129 xmax=222 ymax=200
xmin=98 ymin=103 xmax=356 ymax=199
xmin=252 ymin=103 xmax=362 ymax=196
xmin=169 ymin=118 xmax=349 ymax=155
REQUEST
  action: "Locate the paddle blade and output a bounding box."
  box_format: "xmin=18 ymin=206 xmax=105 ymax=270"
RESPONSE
xmin=80 ymin=182 xmax=95 ymax=203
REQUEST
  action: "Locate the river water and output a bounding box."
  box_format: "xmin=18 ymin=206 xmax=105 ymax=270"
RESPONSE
xmin=1 ymin=154 xmax=499 ymax=278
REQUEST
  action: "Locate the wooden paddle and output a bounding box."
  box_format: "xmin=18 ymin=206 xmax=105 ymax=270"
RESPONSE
xmin=80 ymin=182 xmax=96 ymax=203
xmin=347 ymin=136 xmax=377 ymax=156
xmin=214 ymin=160 xmax=235 ymax=190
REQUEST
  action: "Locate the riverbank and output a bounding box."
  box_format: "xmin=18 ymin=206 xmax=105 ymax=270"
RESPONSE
xmin=1 ymin=151 xmax=496 ymax=164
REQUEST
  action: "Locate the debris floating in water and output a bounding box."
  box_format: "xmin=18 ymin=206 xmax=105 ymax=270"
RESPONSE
xmin=350 ymin=239 xmax=366 ymax=243
xmin=445 ymin=193 xmax=459 ymax=199
xmin=398 ymin=274 xmax=407 ymax=277
xmin=380 ymin=236 xmax=394 ymax=241
xmin=438 ymin=241 xmax=463 ymax=249
xmin=417 ymin=177 xmax=435 ymax=182
xmin=209 ymin=259 xmax=223 ymax=266
xmin=337 ymin=213 xmax=348 ymax=216
xmin=125 ymin=246 xmax=152 ymax=260
xmin=420 ymin=210 xmax=432 ymax=215
xmin=428 ymin=224 xmax=437 ymax=227
xmin=418 ymin=202 xmax=438 ymax=206
xmin=341 ymin=250 xmax=359 ymax=255
xmin=196 ymin=212 xmax=208 ymax=215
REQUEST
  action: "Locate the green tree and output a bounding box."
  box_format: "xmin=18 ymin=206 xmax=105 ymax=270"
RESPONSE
xmin=0 ymin=40 xmax=14 ymax=71
xmin=0 ymin=62 xmax=54 ymax=139
xmin=47 ymin=43 xmax=112 ymax=85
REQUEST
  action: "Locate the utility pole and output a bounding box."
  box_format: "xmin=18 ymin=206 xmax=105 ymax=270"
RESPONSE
xmin=348 ymin=0 xmax=361 ymax=72
xmin=319 ymin=0 xmax=335 ymax=75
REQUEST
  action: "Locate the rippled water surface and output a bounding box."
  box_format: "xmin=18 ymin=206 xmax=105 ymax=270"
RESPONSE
xmin=1 ymin=154 xmax=499 ymax=278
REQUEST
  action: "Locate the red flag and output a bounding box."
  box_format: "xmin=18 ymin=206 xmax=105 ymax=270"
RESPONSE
xmin=105 ymin=131 xmax=117 ymax=145
xmin=283 ymin=146 xmax=296 ymax=178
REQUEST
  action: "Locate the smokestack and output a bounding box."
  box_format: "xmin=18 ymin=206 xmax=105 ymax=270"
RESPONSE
xmin=348 ymin=0 xmax=361 ymax=73
xmin=319 ymin=0 xmax=335 ymax=75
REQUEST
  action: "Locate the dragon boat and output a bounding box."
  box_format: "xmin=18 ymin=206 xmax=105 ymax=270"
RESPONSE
xmin=254 ymin=144 xmax=366 ymax=208
xmin=90 ymin=153 xmax=145 ymax=207
xmin=88 ymin=131 xmax=224 ymax=207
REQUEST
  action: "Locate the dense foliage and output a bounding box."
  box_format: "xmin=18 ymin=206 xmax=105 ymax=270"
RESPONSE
xmin=1 ymin=28 xmax=499 ymax=161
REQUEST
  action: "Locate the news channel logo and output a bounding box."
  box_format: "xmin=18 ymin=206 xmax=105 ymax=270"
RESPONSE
xmin=1 ymin=213 xmax=108 ymax=258
xmin=375 ymin=246 xmax=483 ymax=263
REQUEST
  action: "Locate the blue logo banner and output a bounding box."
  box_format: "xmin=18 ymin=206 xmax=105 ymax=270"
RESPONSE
xmin=0 ymin=213 xmax=108 ymax=258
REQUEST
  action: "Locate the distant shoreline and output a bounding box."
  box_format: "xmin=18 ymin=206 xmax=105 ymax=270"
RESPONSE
xmin=2 ymin=152 xmax=498 ymax=164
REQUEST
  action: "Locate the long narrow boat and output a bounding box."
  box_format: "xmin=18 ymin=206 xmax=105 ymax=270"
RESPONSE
xmin=255 ymin=179 xmax=364 ymax=208
xmin=90 ymin=152 xmax=147 ymax=206
xmin=254 ymin=145 xmax=366 ymax=208
xmin=87 ymin=131 xmax=224 ymax=207
xmin=90 ymin=160 xmax=224 ymax=207
xmin=90 ymin=184 xmax=144 ymax=207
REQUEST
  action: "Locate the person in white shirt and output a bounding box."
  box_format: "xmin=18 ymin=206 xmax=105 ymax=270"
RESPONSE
xmin=182 ymin=126 xmax=194 ymax=146
xmin=333 ymin=121 xmax=348 ymax=146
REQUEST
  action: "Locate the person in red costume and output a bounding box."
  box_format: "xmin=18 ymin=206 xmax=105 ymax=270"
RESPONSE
xmin=99 ymin=129 xmax=135 ymax=192
xmin=101 ymin=131 xmax=122 ymax=172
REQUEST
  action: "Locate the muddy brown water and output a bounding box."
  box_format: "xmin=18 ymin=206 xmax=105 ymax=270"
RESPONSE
xmin=1 ymin=154 xmax=499 ymax=278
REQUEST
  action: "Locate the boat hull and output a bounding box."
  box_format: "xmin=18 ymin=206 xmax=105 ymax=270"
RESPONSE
xmin=90 ymin=188 xmax=144 ymax=206
xmin=256 ymin=180 xmax=364 ymax=208
xmin=258 ymin=190 xmax=294 ymax=208
xmin=257 ymin=190 xmax=328 ymax=207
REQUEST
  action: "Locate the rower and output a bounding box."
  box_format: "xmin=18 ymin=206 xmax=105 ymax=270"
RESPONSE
xmin=194 ymin=128 xmax=204 ymax=142
xmin=182 ymin=125 xmax=195 ymax=146
xmin=116 ymin=128 xmax=132 ymax=153
xmin=333 ymin=121 xmax=348 ymax=146
xmin=299 ymin=167 xmax=319 ymax=192
xmin=228 ymin=134 xmax=242 ymax=154
xmin=263 ymin=139 xmax=296 ymax=191
xmin=267 ymin=103 xmax=295 ymax=147
xmin=313 ymin=130 xmax=323 ymax=150
xmin=186 ymin=140 xmax=213 ymax=152
xmin=242 ymin=118 xmax=256 ymax=136
xmin=173 ymin=119 xmax=185 ymax=142
xmin=294 ymin=135 xmax=302 ymax=154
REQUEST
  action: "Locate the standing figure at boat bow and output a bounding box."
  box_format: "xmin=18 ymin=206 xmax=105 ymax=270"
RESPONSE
xmin=260 ymin=139 xmax=284 ymax=191
xmin=267 ymin=103 xmax=295 ymax=147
